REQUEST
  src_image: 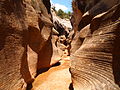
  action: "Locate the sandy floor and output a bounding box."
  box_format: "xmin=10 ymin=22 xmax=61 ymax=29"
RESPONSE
xmin=32 ymin=58 xmax=72 ymax=90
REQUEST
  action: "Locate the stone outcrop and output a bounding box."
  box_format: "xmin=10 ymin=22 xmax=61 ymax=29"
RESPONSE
xmin=0 ymin=0 xmax=53 ymax=90
xmin=51 ymin=8 xmax=72 ymax=59
xmin=51 ymin=8 xmax=72 ymax=37
xmin=70 ymin=0 xmax=120 ymax=90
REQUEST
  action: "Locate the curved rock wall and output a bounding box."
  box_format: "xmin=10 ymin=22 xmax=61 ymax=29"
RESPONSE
xmin=0 ymin=0 xmax=53 ymax=90
xmin=1 ymin=0 xmax=120 ymax=90
xmin=70 ymin=0 xmax=120 ymax=89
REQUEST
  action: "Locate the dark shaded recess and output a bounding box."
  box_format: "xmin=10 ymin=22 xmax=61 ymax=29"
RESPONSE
xmin=54 ymin=21 xmax=65 ymax=35
xmin=28 ymin=26 xmax=41 ymax=54
xmin=42 ymin=0 xmax=51 ymax=14
xmin=77 ymin=0 xmax=86 ymax=13
xmin=38 ymin=17 xmax=45 ymax=31
xmin=52 ymin=62 xmax=61 ymax=67
xmin=0 ymin=26 xmax=7 ymax=50
xmin=65 ymin=31 xmax=69 ymax=38
xmin=76 ymin=0 xmax=100 ymax=14
xmin=85 ymin=0 xmax=100 ymax=12
xmin=54 ymin=21 xmax=68 ymax=37
xmin=91 ymin=2 xmax=108 ymax=17
xmin=112 ymin=4 xmax=120 ymax=87
xmin=63 ymin=40 xmax=68 ymax=46
xmin=113 ymin=23 xmax=120 ymax=87
xmin=26 ymin=83 xmax=33 ymax=90
xmin=69 ymin=68 xmax=74 ymax=90
xmin=111 ymin=4 xmax=120 ymax=22
xmin=69 ymin=83 xmax=74 ymax=90
xmin=36 ymin=67 xmax=50 ymax=76
xmin=70 ymin=15 xmax=74 ymax=27
xmin=36 ymin=62 xmax=61 ymax=78
xmin=90 ymin=18 xmax=101 ymax=34
xmin=78 ymin=15 xmax=93 ymax=31
xmin=79 ymin=37 xmax=84 ymax=43
xmin=78 ymin=0 xmax=117 ymax=31
xmin=94 ymin=0 xmax=100 ymax=5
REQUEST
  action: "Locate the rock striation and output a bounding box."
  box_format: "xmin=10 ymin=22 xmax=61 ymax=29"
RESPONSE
xmin=1 ymin=0 xmax=120 ymax=90
xmin=70 ymin=0 xmax=120 ymax=90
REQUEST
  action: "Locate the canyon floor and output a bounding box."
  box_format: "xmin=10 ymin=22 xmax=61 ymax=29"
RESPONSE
xmin=32 ymin=57 xmax=72 ymax=90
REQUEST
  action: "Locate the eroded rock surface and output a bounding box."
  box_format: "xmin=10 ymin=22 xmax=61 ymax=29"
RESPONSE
xmin=0 ymin=0 xmax=53 ymax=90
xmin=0 ymin=0 xmax=28 ymax=89
xmin=51 ymin=8 xmax=72 ymax=60
xmin=1 ymin=0 xmax=120 ymax=90
xmin=70 ymin=0 xmax=120 ymax=90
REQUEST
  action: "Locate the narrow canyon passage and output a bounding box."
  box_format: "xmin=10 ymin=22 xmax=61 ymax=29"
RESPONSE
xmin=28 ymin=3 xmax=73 ymax=89
xmin=0 ymin=0 xmax=120 ymax=90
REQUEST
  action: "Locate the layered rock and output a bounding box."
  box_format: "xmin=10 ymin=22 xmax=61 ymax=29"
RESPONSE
xmin=71 ymin=0 xmax=120 ymax=54
xmin=0 ymin=0 xmax=53 ymax=90
xmin=51 ymin=8 xmax=72 ymax=59
xmin=70 ymin=0 xmax=120 ymax=89
xmin=51 ymin=8 xmax=72 ymax=36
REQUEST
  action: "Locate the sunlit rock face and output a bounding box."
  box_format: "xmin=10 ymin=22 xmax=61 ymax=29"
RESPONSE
xmin=70 ymin=0 xmax=120 ymax=89
xmin=51 ymin=8 xmax=72 ymax=36
xmin=51 ymin=8 xmax=72 ymax=59
xmin=0 ymin=0 xmax=53 ymax=90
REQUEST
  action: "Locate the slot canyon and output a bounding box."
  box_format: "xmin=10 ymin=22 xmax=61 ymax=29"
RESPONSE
xmin=0 ymin=0 xmax=120 ymax=90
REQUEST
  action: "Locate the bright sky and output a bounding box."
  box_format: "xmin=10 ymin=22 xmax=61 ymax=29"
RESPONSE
xmin=51 ymin=0 xmax=72 ymax=12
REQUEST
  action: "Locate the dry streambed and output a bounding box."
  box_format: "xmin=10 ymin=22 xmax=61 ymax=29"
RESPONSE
xmin=32 ymin=58 xmax=71 ymax=90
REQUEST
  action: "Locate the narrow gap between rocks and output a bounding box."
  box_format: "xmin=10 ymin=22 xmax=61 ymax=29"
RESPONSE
xmin=29 ymin=1 xmax=73 ymax=90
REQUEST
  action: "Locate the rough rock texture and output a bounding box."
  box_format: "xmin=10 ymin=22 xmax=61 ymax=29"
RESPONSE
xmin=51 ymin=9 xmax=72 ymax=59
xmin=71 ymin=0 xmax=83 ymax=33
xmin=26 ymin=0 xmax=53 ymax=70
xmin=0 ymin=0 xmax=53 ymax=90
xmin=71 ymin=0 xmax=120 ymax=55
xmin=70 ymin=0 xmax=120 ymax=89
xmin=71 ymin=0 xmax=120 ymax=34
xmin=0 ymin=0 xmax=28 ymax=89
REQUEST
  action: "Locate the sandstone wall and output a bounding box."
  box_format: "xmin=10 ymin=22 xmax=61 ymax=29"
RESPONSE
xmin=70 ymin=0 xmax=120 ymax=89
xmin=0 ymin=0 xmax=53 ymax=90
